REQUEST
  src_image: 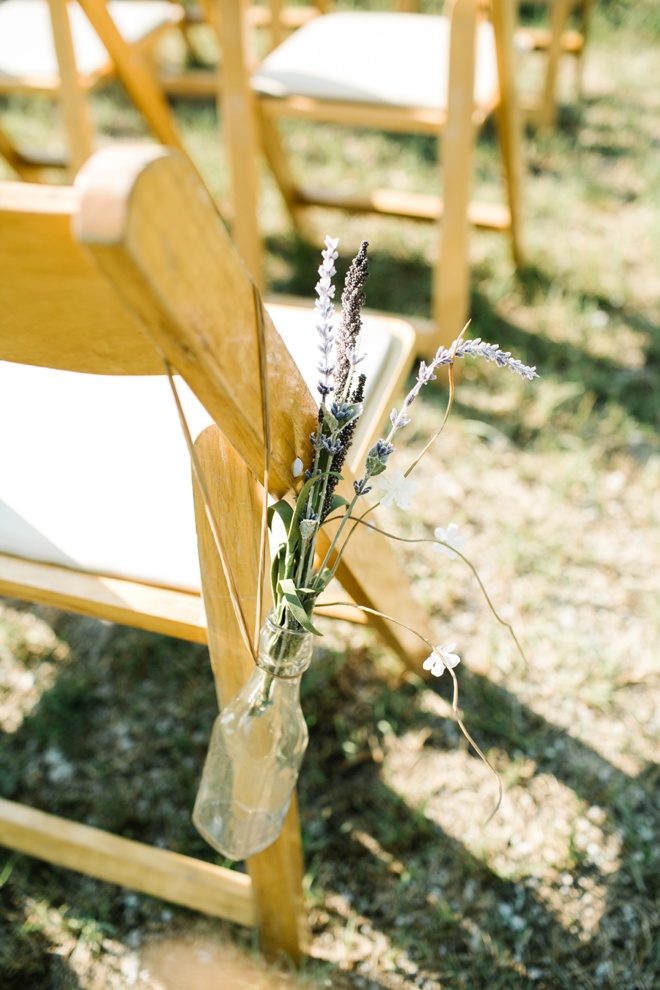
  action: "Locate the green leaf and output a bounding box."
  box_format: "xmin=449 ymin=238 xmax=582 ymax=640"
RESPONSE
xmin=289 ymin=473 xmax=324 ymax=538
xmin=320 ymin=408 xmax=339 ymax=433
xmin=270 ymin=544 xmax=287 ymax=602
xmin=328 ymin=494 xmax=350 ymax=514
xmin=268 ymin=499 xmax=294 ymax=533
xmin=312 ymin=567 xmax=333 ymax=593
xmin=278 ymin=579 xmax=323 ymax=635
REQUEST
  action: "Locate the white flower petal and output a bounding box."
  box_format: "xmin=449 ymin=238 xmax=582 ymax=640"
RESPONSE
xmin=425 ymin=643 xmax=462 ymax=676
xmin=433 ymin=542 xmax=457 ymax=559
xmin=378 ymin=470 xmax=417 ymax=511
xmin=432 ymin=523 xmax=465 ymax=558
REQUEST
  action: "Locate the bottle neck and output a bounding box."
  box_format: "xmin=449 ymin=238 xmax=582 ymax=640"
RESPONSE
xmin=256 ymin=610 xmax=313 ymax=678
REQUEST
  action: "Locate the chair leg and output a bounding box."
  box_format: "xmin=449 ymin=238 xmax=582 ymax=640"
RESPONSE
xmin=193 ymin=425 xmax=308 ymax=963
xmin=47 ymin=0 xmax=94 ymax=174
xmin=540 ymin=0 xmax=573 ymax=129
xmin=77 ymin=0 xmax=185 ymax=154
xmin=431 ymin=0 xmax=479 ymax=355
xmin=259 ymin=111 xmax=318 ymax=243
xmin=491 ymin=0 xmax=525 ymax=268
xmin=213 ymin=0 xmax=265 ymax=288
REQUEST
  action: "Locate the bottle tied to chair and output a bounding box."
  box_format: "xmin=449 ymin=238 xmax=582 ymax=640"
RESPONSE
xmin=193 ymin=610 xmax=312 ymax=860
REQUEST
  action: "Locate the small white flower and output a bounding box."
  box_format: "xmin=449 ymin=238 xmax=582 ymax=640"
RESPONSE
xmin=423 ymin=643 xmax=461 ymax=677
xmin=292 ymin=457 xmax=304 ymax=478
xmin=432 ymin=523 xmax=465 ymax=560
xmin=377 ymin=470 xmax=417 ymax=510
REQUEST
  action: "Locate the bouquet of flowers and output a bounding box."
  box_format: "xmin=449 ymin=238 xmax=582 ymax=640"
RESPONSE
xmin=193 ymin=237 xmax=538 ymax=860
xmin=269 ymin=237 xmax=536 ymax=634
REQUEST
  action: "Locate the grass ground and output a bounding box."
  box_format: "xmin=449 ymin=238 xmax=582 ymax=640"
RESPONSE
xmin=1 ymin=1 xmax=658 ymax=988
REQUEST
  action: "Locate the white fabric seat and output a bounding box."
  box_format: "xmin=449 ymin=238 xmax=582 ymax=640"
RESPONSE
xmin=0 ymin=304 xmax=397 ymax=593
xmin=0 ymin=0 xmax=181 ymax=88
xmin=252 ymin=12 xmax=498 ymax=112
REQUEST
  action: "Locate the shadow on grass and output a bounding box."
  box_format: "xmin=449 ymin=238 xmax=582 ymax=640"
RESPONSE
xmin=2 ymin=607 xmax=656 ymax=988
xmin=298 ymin=652 xmax=658 ymax=988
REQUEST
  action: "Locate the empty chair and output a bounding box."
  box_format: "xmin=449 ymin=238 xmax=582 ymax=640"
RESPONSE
xmin=216 ymin=0 xmax=525 ymax=357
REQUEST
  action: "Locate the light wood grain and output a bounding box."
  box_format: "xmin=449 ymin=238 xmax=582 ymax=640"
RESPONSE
xmin=193 ymin=426 xmax=309 ymax=961
xmin=0 ymin=178 xmax=161 ymax=373
xmin=0 ymin=553 xmax=208 ymax=642
xmin=0 ymin=799 xmax=256 ymax=925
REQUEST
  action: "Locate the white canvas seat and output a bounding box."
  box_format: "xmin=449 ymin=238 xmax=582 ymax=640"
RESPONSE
xmin=252 ymin=11 xmax=499 ymax=115
xmin=0 ymin=304 xmax=404 ymax=593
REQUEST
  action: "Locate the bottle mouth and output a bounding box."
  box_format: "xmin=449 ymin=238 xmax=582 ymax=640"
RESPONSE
xmin=264 ymin=609 xmax=311 ymax=637
xmin=258 ymin=610 xmax=314 ymax=676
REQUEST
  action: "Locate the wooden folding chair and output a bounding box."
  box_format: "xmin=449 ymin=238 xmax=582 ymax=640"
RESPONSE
xmin=0 ymin=0 xmax=186 ymax=179
xmin=0 ymin=144 xmax=432 ymax=961
xmin=515 ymin=0 xmax=595 ymax=128
xmin=156 ymin=0 xmax=328 ymax=99
xmin=214 ymin=0 xmax=525 ymax=358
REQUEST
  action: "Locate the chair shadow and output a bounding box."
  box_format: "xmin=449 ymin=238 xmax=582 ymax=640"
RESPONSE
xmin=298 ymin=648 xmax=658 ymax=986
xmin=0 ymin=604 xmax=657 ymax=987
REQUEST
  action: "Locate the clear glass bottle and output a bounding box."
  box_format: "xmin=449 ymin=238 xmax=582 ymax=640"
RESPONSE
xmin=193 ymin=610 xmax=312 ymax=860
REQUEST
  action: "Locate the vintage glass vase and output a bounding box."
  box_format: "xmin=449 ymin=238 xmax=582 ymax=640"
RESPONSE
xmin=193 ymin=611 xmax=313 ymax=860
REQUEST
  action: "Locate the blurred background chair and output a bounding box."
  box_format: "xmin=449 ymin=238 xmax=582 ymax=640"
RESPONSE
xmin=0 ymin=0 xmax=186 ymax=179
xmin=215 ymin=0 xmax=525 ymax=358
xmin=515 ymin=0 xmax=595 ymax=127
xmin=157 ymin=0 xmax=328 ymax=98
xmin=0 ymin=143 xmax=431 ymax=960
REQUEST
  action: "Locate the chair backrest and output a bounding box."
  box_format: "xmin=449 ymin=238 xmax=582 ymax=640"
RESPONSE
xmin=0 ymin=144 xmax=315 ymax=495
xmin=1 ymin=143 xmax=431 ymax=665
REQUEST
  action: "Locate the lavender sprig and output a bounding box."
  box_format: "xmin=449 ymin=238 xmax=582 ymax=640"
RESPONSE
xmin=387 ymin=336 xmax=539 ymax=440
xmin=274 ymin=238 xmax=539 ymax=634
xmin=426 ymin=338 xmax=538 ymax=381
xmin=315 ymin=236 xmax=339 ymax=402
xmin=436 ymin=338 xmax=538 ymax=380
xmin=321 ymin=372 xmax=366 ymax=520
xmin=334 ymin=241 xmax=369 ymax=400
